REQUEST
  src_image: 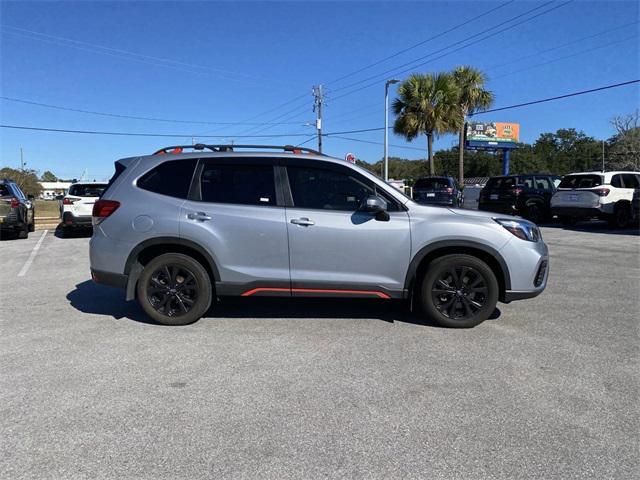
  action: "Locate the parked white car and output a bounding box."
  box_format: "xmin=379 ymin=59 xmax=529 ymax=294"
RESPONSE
xmin=551 ymin=171 xmax=640 ymax=228
xmin=60 ymin=182 xmax=108 ymax=235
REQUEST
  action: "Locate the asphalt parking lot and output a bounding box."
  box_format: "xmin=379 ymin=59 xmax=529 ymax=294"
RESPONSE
xmin=1 ymin=226 xmax=639 ymax=479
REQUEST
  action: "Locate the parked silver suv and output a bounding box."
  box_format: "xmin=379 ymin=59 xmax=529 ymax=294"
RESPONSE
xmin=90 ymin=144 xmax=549 ymax=328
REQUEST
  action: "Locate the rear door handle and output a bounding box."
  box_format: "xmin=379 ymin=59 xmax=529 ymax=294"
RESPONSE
xmin=187 ymin=212 xmax=212 ymax=221
xmin=290 ymin=217 xmax=315 ymax=226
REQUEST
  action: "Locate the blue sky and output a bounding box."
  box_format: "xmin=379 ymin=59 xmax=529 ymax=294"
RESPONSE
xmin=1 ymin=0 xmax=638 ymax=180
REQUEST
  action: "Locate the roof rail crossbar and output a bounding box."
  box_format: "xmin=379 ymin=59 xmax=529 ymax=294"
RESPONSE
xmin=153 ymin=144 xmax=324 ymax=156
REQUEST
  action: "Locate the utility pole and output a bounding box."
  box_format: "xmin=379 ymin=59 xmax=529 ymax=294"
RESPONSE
xmin=313 ymin=85 xmax=324 ymax=153
xmin=20 ymin=147 xmax=25 ymax=170
xmin=602 ymin=140 xmax=605 ymax=172
xmin=384 ymin=79 xmax=399 ymax=181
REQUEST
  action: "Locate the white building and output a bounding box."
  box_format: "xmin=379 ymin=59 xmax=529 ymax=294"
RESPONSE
xmin=39 ymin=181 xmax=72 ymax=199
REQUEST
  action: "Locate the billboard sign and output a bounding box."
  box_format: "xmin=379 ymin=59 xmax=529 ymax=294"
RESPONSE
xmin=466 ymin=122 xmax=519 ymax=149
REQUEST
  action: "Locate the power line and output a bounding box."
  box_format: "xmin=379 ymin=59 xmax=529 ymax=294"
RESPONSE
xmin=4 ymin=80 xmax=637 ymax=139
xmin=327 ymin=135 xmax=425 ymax=152
xmin=489 ymin=35 xmax=638 ymax=81
xmin=327 ymin=1 xmax=515 ymax=85
xmin=0 ymin=96 xmax=310 ymax=126
xmin=330 ymin=1 xmax=572 ymax=102
xmin=0 ymin=124 xmax=311 ymax=138
xmin=471 ymin=79 xmax=640 ymax=116
xmin=1 ymin=25 xmax=291 ymax=86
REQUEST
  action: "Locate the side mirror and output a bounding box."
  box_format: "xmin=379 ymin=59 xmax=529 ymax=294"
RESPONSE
xmin=361 ymin=195 xmax=387 ymax=214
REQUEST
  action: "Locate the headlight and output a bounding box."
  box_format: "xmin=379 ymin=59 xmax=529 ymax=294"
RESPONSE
xmin=493 ymin=218 xmax=541 ymax=242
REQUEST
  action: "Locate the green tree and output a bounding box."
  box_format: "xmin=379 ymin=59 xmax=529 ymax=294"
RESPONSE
xmin=392 ymin=72 xmax=462 ymax=175
xmin=41 ymin=170 xmax=58 ymax=182
xmin=0 ymin=167 xmax=43 ymax=197
xmin=452 ymin=66 xmax=494 ymax=184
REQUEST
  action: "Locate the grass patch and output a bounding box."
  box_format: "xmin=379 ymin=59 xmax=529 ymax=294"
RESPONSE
xmin=35 ymin=199 xmax=61 ymax=218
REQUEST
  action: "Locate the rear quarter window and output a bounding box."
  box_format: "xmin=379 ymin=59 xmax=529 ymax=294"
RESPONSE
xmin=0 ymin=184 xmax=11 ymax=196
xmin=137 ymin=159 xmax=197 ymax=199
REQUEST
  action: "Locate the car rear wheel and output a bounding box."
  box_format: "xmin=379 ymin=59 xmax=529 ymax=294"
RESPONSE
xmin=560 ymin=215 xmax=576 ymax=227
xmin=609 ymin=203 xmax=630 ymax=229
xmin=525 ymin=203 xmax=543 ymax=224
xmin=17 ymin=222 xmax=28 ymax=239
xmin=420 ymin=254 xmax=499 ymax=328
xmin=137 ymin=253 xmax=212 ymax=326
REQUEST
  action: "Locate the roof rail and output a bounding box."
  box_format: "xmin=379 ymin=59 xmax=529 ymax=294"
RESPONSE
xmin=152 ymin=144 xmax=324 ymax=156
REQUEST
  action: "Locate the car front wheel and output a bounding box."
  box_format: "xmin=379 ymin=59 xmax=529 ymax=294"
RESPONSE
xmin=137 ymin=253 xmax=212 ymax=326
xmin=420 ymin=254 xmax=499 ymax=328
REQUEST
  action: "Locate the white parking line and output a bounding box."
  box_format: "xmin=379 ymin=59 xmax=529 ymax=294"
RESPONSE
xmin=17 ymin=230 xmax=48 ymax=277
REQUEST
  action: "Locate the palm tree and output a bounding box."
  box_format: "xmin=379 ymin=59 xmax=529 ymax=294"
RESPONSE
xmin=392 ymin=73 xmax=461 ymax=175
xmin=452 ymin=66 xmax=494 ymax=186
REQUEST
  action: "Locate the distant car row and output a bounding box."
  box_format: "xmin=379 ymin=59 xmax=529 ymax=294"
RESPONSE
xmin=412 ymin=171 xmax=639 ymax=228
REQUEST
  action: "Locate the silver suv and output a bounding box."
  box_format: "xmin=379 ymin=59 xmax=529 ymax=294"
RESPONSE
xmin=90 ymin=144 xmax=549 ymax=328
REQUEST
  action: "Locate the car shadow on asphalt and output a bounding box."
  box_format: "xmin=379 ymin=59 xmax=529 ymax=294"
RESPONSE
xmin=53 ymin=224 xmax=93 ymax=238
xmin=67 ymin=280 xmax=501 ymax=328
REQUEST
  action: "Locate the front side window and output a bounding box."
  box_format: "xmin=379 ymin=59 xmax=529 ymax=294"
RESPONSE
xmin=287 ymin=166 xmax=376 ymax=211
xmin=138 ymin=159 xmax=197 ymax=199
xmin=200 ymin=164 xmax=276 ymax=206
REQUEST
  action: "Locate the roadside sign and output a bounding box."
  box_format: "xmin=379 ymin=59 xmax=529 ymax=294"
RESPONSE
xmin=345 ymin=153 xmax=356 ymax=163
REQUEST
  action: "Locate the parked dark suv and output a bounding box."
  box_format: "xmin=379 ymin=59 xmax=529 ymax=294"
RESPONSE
xmin=413 ymin=176 xmax=464 ymax=207
xmin=0 ymin=179 xmax=35 ymax=239
xmin=478 ymin=174 xmax=560 ymax=224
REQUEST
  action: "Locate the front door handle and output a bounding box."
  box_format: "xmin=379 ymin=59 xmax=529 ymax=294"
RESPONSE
xmin=290 ymin=217 xmax=315 ymax=226
xmin=187 ymin=212 xmax=212 ymax=221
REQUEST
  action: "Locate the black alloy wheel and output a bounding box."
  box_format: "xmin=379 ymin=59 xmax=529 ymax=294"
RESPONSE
xmin=431 ymin=266 xmax=488 ymax=320
xmin=137 ymin=253 xmax=212 ymax=326
xmin=420 ymin=254 xmax=499 ymax=328
xmin=147 ymin=264 xmax=199 ymax=318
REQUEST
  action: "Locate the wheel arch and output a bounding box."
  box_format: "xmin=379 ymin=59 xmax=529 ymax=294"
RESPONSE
xmin=124 ymin=237 xmax=220 ymax=300
xmin=405 ymin=240 xmax=511 ymax=302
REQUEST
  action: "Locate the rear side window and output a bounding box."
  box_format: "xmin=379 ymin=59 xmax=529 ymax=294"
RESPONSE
xmin=0 ymin=184 xmax=11 ymax=196
xmin=138 ymin=159 xmax=197 ymax=199
xmin=199 ymin=164 xmax=276 ymax=206
xmin=622 ymin=174 xmax=639 ymax=189
xmin=485 ymin=177 xmax=516 ymax=189
xmin=69 ymin=184 xmax=108 ymax=197
xmin=558 ymin=175 xmax=603 ymax=189
xmin=414 ymin=177 xmax=451 ymax=189
xmin=534 ymin=177 xmax=551 ymax=190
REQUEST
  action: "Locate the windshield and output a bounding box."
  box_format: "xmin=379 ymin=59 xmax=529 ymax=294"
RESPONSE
xmin=414 ymin=177 xmax=451 ymax=189
xmin=558 ymin=174 xmax=603 ymax=189
xmin=68 ymin=184 xmax=108 ymax=197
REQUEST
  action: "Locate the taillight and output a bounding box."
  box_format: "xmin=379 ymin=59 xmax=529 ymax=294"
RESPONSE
xmin=594 ymin=188 xmax=610 ymax=196
xmin=10 ymin=197 xmax=19 ymax=208
xmin=62 ymin=197 xmax=76 ymax=205
xmin=92 ymin=199 xmax=120 ymax=222
xmin=445 ymin=187 xmax=453 ymax=194
xmin=510 ymin=188 xmax=523 ymax=196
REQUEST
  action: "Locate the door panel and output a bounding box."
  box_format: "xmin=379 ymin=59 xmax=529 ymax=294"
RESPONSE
xmin=181 ymin=201 xmax=290 ymax=287
xmin=286 ymin=208 xmax=411 ymax=293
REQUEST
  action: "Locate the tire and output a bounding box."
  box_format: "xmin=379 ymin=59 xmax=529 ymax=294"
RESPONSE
xmin=525 ymin=203 xmax=543 ymax=224
xmin=609 ymin=203 xmax=630 ymax=229
xmin=419 ymin=254 xmax=499 ymax=328
xmin=136 ymin=253 xmax=212 ymax=326
xmin=17 ymin=223 xmax=28 ymax=239
xmin=28 ymin=220 xmax=35 ymax=232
